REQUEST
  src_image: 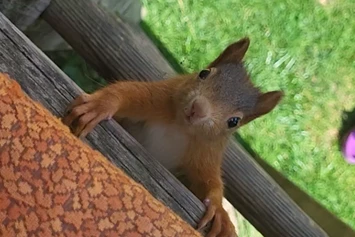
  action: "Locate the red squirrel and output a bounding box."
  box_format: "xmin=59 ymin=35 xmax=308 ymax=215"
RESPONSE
xmin=63 ymin=37 xmax=283 ymax=237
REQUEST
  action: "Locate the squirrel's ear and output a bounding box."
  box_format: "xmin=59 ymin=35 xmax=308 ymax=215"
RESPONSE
xmin=207 ymin=37 xmax=250 ymax=68
xmin=240 ymin=90 xmax=284 ymax=126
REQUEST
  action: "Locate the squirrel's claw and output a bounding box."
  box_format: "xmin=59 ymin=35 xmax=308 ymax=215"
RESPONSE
xmin=207 ymin=212 xmax=222 ymax=237
xmin=63 ymin=93 xmax=113 ymax=138
xmin=63 ymin=102 xmax=92 ymax=128
xmin=197 ymin=198 xmax=216 ymax=231
xmin=198 ymin=198 xmax=237 ymax=237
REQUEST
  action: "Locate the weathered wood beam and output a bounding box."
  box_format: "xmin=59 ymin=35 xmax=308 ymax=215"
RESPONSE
xmin=93 ymin=0 xmax=142 ymax=25
xmin=0 ymin=11 xmax=208 ymax=233
xmin=22 ymin=0 xmax=142 ymax=51
xmin=43 ymin=0 xmax=175 ymax=82
xmin=224 ymin=142 xmax=328 ymax=236
xmin=0 ymin=0 xmax=50 ymax=31
xmin=252 ymin=152 xmax=355 ymax=237
xmin=40 ymin=0 xmax=329 ymax=236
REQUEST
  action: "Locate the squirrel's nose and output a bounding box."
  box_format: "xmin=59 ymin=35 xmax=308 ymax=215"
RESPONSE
xmin=184 ymin=97 xmax=209 ymax=121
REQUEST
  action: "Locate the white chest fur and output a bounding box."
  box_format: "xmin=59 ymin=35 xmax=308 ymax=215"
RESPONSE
xmin=122 ymin=120 xmax=188 ymax=172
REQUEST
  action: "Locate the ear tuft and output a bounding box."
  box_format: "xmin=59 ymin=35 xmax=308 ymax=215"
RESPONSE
xmin=240 ymin=90 xmax=284 ymax=126
xmin=236 ymin=37 xmax=250 ymax=49
xmin=207 ymin=37 xmax=250 ymax=68
xmin=256 ymin=91 xmax=284 ymax=115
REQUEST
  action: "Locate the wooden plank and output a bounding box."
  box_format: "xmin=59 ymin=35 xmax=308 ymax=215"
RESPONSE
xmin=41 ymin=0 xmax=329 ymax=236
xmin=224 ymin=142 xmax=329 ymax=236
xmin=0 ymin=0 xmax=50 ymax=31
xmin=0 ymin=11 xmax=208 ymax=233
xmin=252 ymin=153 xmax=355 ymax=237
xmin=22 ymin=0 xmax=142 ymax=51
xmin=93 ymin=0 xmax=142 ymax=25
xmin=235 ymin=133 xmax=355 ymax=237
xmin=42 ymin=0 xmax=174 ymax=82
xmin=25 ymin=20 xmax=73 ymax=51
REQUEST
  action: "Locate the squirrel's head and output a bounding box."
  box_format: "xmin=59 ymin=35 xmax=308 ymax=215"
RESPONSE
xmin=178 ymin=37 xmax=283 ymax=138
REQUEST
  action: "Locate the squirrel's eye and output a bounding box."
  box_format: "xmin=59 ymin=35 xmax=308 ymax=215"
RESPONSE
xmin=227 ymin=117 xmax=241 ymax=128
xmin=198 ymin=69 xmax=210 ymax=80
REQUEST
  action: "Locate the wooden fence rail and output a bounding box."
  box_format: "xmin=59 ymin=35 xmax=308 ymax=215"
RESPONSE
xmin=0 ymin=0 xmax=50 ymax=30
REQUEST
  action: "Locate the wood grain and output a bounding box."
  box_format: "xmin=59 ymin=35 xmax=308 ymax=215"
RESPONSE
xmin=23 ymin=0 xmax=143 ymax=51
xmin=0 ymin=0 xmax=50 ymax=31
xmin=252 ymin=153 xmax=355 ymax=237
xmin=0 ymin=11 xmax=208 ymax=233
xmin=42 ymin=0 xmax=175 ymax=82
xmin=40 ymin=0 xmax=329 ymax=236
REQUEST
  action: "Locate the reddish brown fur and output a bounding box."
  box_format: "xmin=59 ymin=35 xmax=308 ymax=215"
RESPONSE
xmin=63 ymin=37 xmax=283 ymax=237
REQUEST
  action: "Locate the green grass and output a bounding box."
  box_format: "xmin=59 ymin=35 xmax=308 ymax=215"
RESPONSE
xmin=141 ymin=0 xmax=355 ymax=235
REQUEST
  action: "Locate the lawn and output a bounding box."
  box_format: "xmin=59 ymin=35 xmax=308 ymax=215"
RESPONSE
xmin=140 ymin=0 xmax=355 ymax=235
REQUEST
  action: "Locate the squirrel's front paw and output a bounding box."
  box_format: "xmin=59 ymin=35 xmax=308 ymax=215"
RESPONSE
xmin=198 ymin=198 xmax=237 ymax=237
xmin=63 ymin=92 xmax=116 ymax=138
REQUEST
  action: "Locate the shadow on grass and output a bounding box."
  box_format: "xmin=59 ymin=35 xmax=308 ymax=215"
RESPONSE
xmin=234 ymin=133 xmax=279 ymax=175
xmin=338 ymin=107 xmax=355 ymax=151
xmin=140 ymin=21 xmax=186 ymax=74
xmin=46 ymin=50 xmax=106 ymax=93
